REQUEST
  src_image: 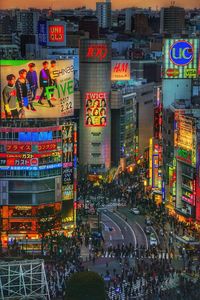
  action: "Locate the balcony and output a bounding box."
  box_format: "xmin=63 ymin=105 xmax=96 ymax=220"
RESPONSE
xmin=182 ymin=172 xmax=194 ymax=180
xmin=182 ymin=184 xmax=193 ymax=192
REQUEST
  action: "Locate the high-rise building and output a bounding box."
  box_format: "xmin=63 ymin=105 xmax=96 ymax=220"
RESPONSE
xmin=125 ymin=8 xmax=132 ymax=32
xmin=79 ymin=16 xmax=99 ymax=39
xmin=79 ymin=39 xmax=111 ymax=173
xmin=96 ymin=1 xmax=112 ymax=29
xmin=15 ymin=9 xmax=40 ymax=34
xmin=0 ymin=59 xmax=77 ymax=251
xmin=160 ymin=6 xmax=185 ymax=35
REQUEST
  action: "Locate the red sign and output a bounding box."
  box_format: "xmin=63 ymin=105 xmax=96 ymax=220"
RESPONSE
xmin=6 ymin=144 xmax=32 ymax=152
xmin=6 ymin=158 xmax=38 ymax=167
xmin=48 ymin=25 xmax=64 ymax=42
xmin=86 ymin=44 xmax=108 ymax=60
xmin=38 ymin=143 xmax=57 ymax=151
xmin=0 ymin=151 xmax=61 ymax=159
xmin=166 ymin=68 xmax=180 ymax=77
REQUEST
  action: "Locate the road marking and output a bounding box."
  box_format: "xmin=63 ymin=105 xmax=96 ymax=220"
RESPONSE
xmin=151 ymin=226 xmax=160 ymax=244
xmin=103 ymin=213 xmax=121 ymax=231
xmin=135 ymin=222 xmax=148 ymax=249
xmin=113 ymin=212 xmax=137 ymax=247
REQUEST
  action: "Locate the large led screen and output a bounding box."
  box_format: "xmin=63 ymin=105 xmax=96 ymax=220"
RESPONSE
xmin=1 ymin=60 xmax=74 ymax=119
xmin=85 ymin=92 xmax=108 ymax=127
xmin=162 ymin=39 xmax=199 ymax=79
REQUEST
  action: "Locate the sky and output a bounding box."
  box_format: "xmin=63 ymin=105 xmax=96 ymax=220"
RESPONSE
xmin=0 ymin=0 xmax=199 ymax=10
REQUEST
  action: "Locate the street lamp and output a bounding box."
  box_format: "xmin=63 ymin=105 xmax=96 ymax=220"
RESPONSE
xmin=25 ymin=235 xmax=28 ymax=253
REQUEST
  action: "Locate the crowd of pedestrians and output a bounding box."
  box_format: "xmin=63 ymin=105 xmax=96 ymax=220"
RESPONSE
xmin=5 ymin=167 xmax=193 ymax=299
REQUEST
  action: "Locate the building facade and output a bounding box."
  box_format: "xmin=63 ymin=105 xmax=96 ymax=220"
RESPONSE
xmin=79 ymin=39 xmax=111 ymax=172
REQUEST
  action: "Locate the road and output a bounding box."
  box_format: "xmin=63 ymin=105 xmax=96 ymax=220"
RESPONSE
xmin=101 ymin=210 xmax=136 ymax=247
xmin=100 ymin=206 xmax=149 ymax=249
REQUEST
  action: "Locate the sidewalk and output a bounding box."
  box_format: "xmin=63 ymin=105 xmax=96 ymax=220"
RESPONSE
xmin=80 ymin=243 xmax=89 ymax=262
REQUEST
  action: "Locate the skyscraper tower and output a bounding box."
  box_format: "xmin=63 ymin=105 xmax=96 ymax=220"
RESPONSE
xmin=79 ymin=39 xmax=111 ymax=173
xmin=96 ymin=1 xmax=112 ymax=29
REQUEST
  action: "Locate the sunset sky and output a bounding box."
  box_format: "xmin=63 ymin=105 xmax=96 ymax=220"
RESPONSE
xmin=0 ymin=0 xmax=199 ymax=10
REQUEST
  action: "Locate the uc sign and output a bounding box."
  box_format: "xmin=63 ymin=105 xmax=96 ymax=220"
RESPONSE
xmin=169 ymin=40 xmax=194 ymax=66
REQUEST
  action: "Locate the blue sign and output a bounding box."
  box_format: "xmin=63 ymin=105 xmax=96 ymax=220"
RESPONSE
xmin=18 ymin=131 xmax=52 ymax=142
xmin=0 ymin=163 xmax=61 ymax=171
xmin=170 ymin=40 xmax=193 ymax=66
xmin=38 ymin=20 xmax=47 ymax=46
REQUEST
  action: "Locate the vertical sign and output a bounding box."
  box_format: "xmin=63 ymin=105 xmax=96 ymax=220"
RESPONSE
xmin=62 ymin=123 xmax=74 ymax=201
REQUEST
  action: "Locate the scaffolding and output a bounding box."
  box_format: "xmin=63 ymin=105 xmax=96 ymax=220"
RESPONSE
xmin=0 ymin=259 xmax=50 ymax=300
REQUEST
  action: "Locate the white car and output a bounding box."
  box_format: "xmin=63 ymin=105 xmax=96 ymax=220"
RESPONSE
xmin=130 ymin=208 xmax=140 ymax=215
xmin=150 ymin=233 xmax=158 ymax=246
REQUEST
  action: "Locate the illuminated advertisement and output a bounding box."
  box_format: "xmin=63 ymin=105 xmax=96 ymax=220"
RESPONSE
xmin=196 ymin=160 xmax=200 ymax=221
xmin=62 ymin=123 xmax=74 ymax=201
xmin=47 ymin=21 xmax=66 ymax=46
xmin=152 ymin=154 xmax=159 ymax=188
xmin=85 ymin=92 xmax=107 ymax=127
xmin=111 ymin=60 xmax=131 ymax=81
xmin=174 ymin=113 xmax=196 ymax=166
xmin=0 ymin=163 xmax=62 ymax=171
xmin=177 ymin=148 xmax=192 ymax=165
xmin=163 ymin=39 xmax=199 ymax=79
xmin=1 ymin=60 xmax=74 ymax=119
xmin=149 ymin=138 xmax=153 ymax=186
xmin=86 ymin=44 xmax=108 ymax=60
xmin=154 ymin=104 xmax=162 ymax=140
xmin=80 ymin=40 xmax=111 ymax=64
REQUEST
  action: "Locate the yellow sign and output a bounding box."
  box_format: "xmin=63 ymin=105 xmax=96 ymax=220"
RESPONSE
xmin=111 ymin=60 xmax=131 ymax=81
xmin=184 ymin=68 xmax=197 ymax=78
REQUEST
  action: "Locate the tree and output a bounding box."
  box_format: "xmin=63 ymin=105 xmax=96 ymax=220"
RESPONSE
xmin=65 ymin=271 xmax=106 ymax=300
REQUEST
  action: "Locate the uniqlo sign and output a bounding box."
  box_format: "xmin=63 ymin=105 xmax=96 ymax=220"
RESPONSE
xmin=48 ymin=25 xmax=64 ymax=42
xmin=47 ymin=21 xmax=66 ymax=46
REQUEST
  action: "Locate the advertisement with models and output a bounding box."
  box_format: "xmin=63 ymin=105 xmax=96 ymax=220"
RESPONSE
xmin=85 ymin=92 xmax=108 ymax=127
xmin=1 ymin=60 xmax=74 ymax=119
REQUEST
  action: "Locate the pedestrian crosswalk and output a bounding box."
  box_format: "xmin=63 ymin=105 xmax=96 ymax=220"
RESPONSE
xmin=102 ymin=251 xmax=170 ymax=259
xmin=108 ymin=274 xmax=179 ymax=300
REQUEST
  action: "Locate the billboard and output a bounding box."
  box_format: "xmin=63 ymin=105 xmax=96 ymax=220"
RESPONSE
xmin=163 ymin=39 xmax=199 ymax=79
xmin=174 ymin=113 xmax=196 ymax=166
xmin=85 ymin=92 xmax=108 ymax=127
xmin=1 ymin=60 xmax=74 ymax=119
xmin=111 ymin=60 xmax=131 ymax=81
xmin=47 ymin=21 xmax=66 ymax=47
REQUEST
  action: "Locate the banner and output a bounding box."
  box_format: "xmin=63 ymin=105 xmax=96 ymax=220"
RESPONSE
xmin=1 ymin=60 xmax=74 ymax=119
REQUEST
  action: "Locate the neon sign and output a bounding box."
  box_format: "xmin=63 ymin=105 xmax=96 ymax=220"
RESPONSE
xmin=177 ymin=148 xmax=192 ymax=164
xmin=170 ymin=40 xmax=193 ymax=66
xmin=6 ymin=158 xmax=38 ymax=167
xmin=0 ymin=163 xmax=62 ymax=171
xmin=18 ymin=131 xmax=52 ymax=142
xmin=6 ymin=144 xmax=32 ymax=152
xmin=86 ymin=44 xmax=108 ymax=60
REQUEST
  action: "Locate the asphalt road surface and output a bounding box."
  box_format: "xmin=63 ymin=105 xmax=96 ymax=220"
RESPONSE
xmin=101 ymin=210 xmax=136 ymax=248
